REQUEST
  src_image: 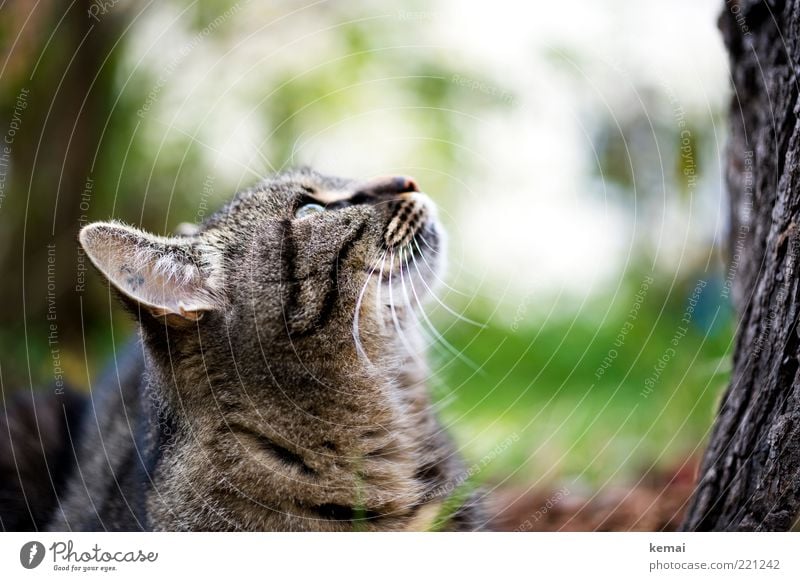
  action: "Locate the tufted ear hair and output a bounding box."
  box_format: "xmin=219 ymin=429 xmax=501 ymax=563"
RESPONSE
xmin=79 ymin=221 xmax=221 ymax=327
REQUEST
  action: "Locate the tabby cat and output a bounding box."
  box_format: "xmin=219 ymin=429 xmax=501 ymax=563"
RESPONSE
xmin=0 ymin=169 xmax=484 ymax=531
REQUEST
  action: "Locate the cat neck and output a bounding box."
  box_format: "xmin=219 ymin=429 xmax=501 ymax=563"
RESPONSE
xmin=137 ymin=320 xmax=453 ymax=531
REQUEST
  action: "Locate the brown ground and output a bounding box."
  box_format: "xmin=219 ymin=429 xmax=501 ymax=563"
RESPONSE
xmin=487 ymin=459 xmax=698 ymax=532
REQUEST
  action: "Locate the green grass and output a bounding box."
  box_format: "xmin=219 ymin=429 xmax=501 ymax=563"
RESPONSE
xmin=429 ymin=269 xmax=734 ymax=488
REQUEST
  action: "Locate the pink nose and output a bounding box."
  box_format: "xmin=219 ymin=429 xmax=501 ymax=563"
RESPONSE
xmin=357 ymin=175 xmax=419 ymax=197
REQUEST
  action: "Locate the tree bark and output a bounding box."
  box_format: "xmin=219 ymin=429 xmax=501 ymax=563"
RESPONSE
xmin=683 ymin=0 xmax=800 ymax=531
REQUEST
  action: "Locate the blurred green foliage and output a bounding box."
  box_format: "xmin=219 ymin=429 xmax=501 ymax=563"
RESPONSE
xmin=434 ymin=267 xmax=733 ymax=486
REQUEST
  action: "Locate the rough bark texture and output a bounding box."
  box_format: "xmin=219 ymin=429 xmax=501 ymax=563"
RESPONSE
xmin=683 ymin=0 xmax=800 ymax=531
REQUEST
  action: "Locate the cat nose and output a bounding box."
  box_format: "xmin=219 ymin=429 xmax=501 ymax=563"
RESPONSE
xmin=355 ymin=175 xmax=419 ymax=198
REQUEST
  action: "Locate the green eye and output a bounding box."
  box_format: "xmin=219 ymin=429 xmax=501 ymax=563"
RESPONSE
xmin=295 ymin=203 xmax=325 ymax=219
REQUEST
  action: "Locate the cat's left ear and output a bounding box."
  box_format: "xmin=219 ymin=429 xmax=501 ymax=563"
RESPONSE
xmin=79 ymin=221 xmax=222 ymax=326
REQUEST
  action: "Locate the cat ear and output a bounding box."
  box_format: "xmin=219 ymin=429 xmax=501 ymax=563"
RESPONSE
xmin=79 ymin=221 xmax=221 ymax=326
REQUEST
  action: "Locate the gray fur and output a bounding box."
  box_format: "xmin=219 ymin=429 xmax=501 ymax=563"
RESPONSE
xmin=48 ymin=168 xmax=484 ymax=531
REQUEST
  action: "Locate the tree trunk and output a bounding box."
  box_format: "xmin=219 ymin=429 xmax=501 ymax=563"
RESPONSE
xmin=683 ymin=0 xmax=800 ymax=531
xmin=0 ymin=1 xmax=124 ymax=388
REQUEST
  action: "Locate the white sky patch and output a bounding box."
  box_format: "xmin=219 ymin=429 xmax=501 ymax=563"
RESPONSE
xmin=428 ymin=0 xmax=727 ymax=308
xmin=459 ymin=190 xmax=629 ymax=299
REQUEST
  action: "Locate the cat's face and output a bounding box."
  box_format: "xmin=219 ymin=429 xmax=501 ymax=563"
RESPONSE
xmin=79 ymin=169 xmax=444 ymax=356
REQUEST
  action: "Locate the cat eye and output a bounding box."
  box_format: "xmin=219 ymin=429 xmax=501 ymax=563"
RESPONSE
xmin=295 ymin=203 xmax=326 ymax=219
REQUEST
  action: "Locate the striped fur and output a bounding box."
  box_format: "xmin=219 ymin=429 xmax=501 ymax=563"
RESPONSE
xmin=8 ymin=169 xmax=485 ymax=531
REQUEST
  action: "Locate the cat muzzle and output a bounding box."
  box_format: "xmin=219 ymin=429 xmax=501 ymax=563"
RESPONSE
xmin=384 ymin=193 xmax=436 ymax=249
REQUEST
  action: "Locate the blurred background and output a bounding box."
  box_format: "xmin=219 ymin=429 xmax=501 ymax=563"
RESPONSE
xmin=0 ymin=0 xmax=733 ymax=528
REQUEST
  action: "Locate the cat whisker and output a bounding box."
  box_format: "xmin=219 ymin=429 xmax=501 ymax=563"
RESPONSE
xmin=416 ymin=233 xmax=454 ymax=265
xmin=352 ymin=250 xmax=384 ymax=365
xmin=407 ymin=255 xmax=487 ymax=329
xmin=397 ymin=247 xmax=419 ymax=319
xmin=417 ymin=232 xmax=440 ymax=254
xmin=400 ymin=250 xmax=485 ymax=376
xmin=393 ymin=251 xmax=448 ymax=398
xmin=387 ymin=251 xmax=426 ymax=365
xmin=411 ymin=237 xmax=471 ymax=298
xmin=374 ymin=251 xmax=388 ymax=333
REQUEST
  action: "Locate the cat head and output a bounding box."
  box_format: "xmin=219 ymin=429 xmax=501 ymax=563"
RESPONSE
xmin=79 ymin=168 xmax=445 ymax=361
